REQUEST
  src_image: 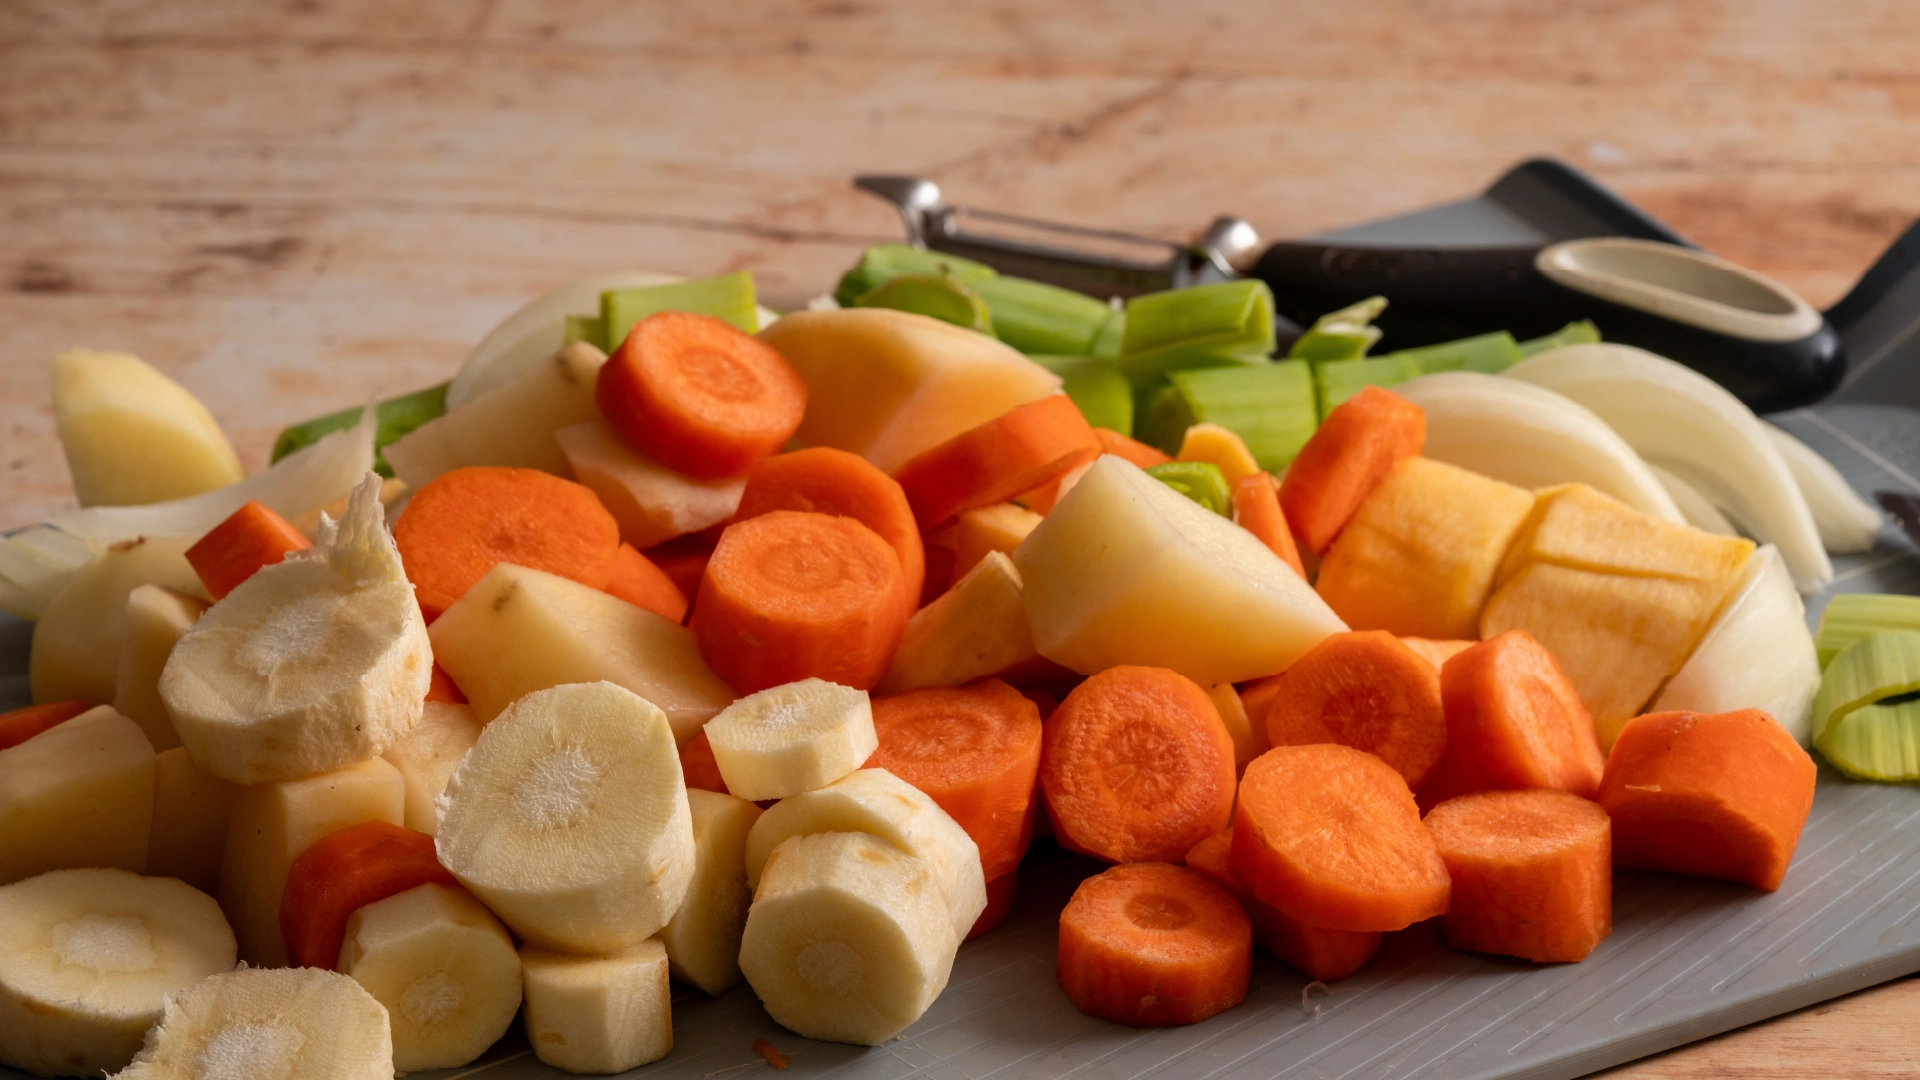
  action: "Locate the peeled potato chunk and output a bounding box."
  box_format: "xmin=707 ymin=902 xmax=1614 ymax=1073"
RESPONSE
xmin=705 ymin=678 xmax=877 ymax=801
xmin=521 ymin=938 xmax=673 ymax=1075
xmin=31 ymin=536 xmax=204 ymax=708
xmin=0 ymin=869 xmax=235 ymax=1078
xmin=556 ymin=419 xmax=745 ymax=549
xmin=51 ymin=348 xmax=245 ymax=509
xmin=113 ymin=585 xmax=208 ymax=752
xmin=659 ymin=789 xmax=763 ymax=995
xmin=381 ymin=701 xmax=481 ymax=837
xmin=436 ymin=681 xmax=695 ymax=954
xmin=0 ymin=705 xmax=155 ymax=887
xmin=146 ymin=747 xmax=238 ymax=895
xmin=110 ymin=966 xmax=392 ymax=1080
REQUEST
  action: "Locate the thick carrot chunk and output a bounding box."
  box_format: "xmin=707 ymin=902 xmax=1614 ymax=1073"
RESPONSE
xmin=1261 ymin=630 xmax=1448 ymax=789
xmin=894 ymin=395 xmax=1101 ymax=529
xmin=1232 ymin=473 xmax=1306 ymax=578
xmin=1424 ymin=789 xmax=1612 ymax=962
xmin=1057 ymin=862 xmax=1251 ymax=1027
xmin=604 ymin=542 xmax=689 ymax=623
xmin=1423 ymin=630 xmax=1605 ymax=805
xmin=736 ymin=446 xmax=925 ymax=610
xmin=186 ymin=499 xmax=313 ymax=600
xmin=0 ymin=700 xmax=92 ymax=752
xmin=279 ymin=820 xmax=460 ymax=969
xmin=1185 ymin=830 xmax=1381 ymax=982
xmin=1597 ymin=708 xmax=1816 ymax=891
xmin=966 ymin=872 xmax=1019 ymax=941
xmin=1279 ymin=385 xmax=1424 ymax=554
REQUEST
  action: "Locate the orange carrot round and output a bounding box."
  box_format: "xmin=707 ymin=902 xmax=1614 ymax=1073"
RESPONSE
xmin=279 ymin=820 xmax=460 ymax=970
xmin=1279 ymin=385 xmax=1425 ymax=554
xmin=680 ymin=727 xmax=729 ymax=794
xmin=1423 ymin=630 xmax=1604 ymax=805
xmin=737 ymin=447 xmax=926 ymax=609
xmin=393 ymin=465 xmax=621 ymax=621
xmin=893 ymin=395 xmax=1101 ymax=529
xmin=596 ymin=310 xmax=808 ymax=479
xmin=0 ymin=700 xmax=92 ymax=752
xmin=1095 ymin=428 xmax=1174 ymax=469
xmin=186 ymin=499 xmax=313 ymax=600
xmin=1262 ymin=630 xmax=1447 ymax=790
xmin=1425 ymin=789 xmax=1611 ymax=962
xmin=868 ymin=680 xmax=1043 ymax=880
xmin=1040 ymin=666 xmax=1235 ymax=865
xmin=604 ymin=542 xmax=689 ymax=623
xmin=1056 ymin=862 xmax=1251 ymax=1027
xmin=1185 ymin=829 xmax=1381 ymax=982
xmin=425 ymin=663 xmax=467 ymax=704
xmin=691 ymin=510 xmax=910 ymax=693
xmin=1232 ymin=472 xmax=1306 ymax=577
xmin=966 ymin=871 xmax=1019 ymax=941
xmin=1598 ymin=708 xmax=1816 ymax=892
xmin=1232 ymin=743 xmax=1450 ymax=932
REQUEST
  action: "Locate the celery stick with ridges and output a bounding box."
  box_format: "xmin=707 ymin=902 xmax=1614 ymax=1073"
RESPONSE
xmin=602 ymin=270 xmax=759 ymax=347
xmin=971 ymin=276 xmax=1112 ymax=355
xmin=1287 ymin=295 xmax=1386 ymax=363
xmin=833 ymin=244 xmax=997 ymax=307
xmin=853 ymin=273 xmax=994 ymax=332
xmin=1815 ymin=594 xmax=1920 ymax=668
xmin=1139 ymin=361 xmax=1318 ymax=471
xmin=1117 ymin=279 xmax=1277 ymax=380
xmin=1031 ymin=355 xmax=1134 ymax=435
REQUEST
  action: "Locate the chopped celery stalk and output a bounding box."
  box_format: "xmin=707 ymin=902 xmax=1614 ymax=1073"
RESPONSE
xmin=564 ymin=314 xmax=607 ymax=351
xmin=1315 ymin=355 xmax=1426 ymax=417
xmin=853 ymin=273 xmax=993 ymax=332
xmin=1032 ymin=356 xmax=1134 ymax=436
xmin=1815 ymin=593 xmax=1920 ymax=668
xmin=1091 ymin=306 xmax=1127 ymax=360
xmin=270 ymin=383 xmax=448 ymax=479
xmin=1139 ymin=361 xmax=1318 ymax=470
xmin=1118 ymin=280 xmax=1277 ymax=381
xmin=1287 ymin=295 xmax=1387 ymax=362
xmin=1145 ymin=461 xmax=1232 ymax=516
xmin=601 ymin=270 xmax=758 ymax=348
xmin=971 ymin=276 xmax=1111 ymax=355
xmin=1812 ymin=630 xmax=1920 ymax=781
xmin=1518 ymin=319 xmax=1602 ymax=358
xmin=1377 ymin=331 xmax=1522 ymax=375
xmin=833 ymin=244 xmax=997 ymax=307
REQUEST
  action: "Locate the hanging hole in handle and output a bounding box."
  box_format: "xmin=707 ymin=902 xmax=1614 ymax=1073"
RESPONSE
xmin=1538 ymin=238 xmax=1823 ymax=342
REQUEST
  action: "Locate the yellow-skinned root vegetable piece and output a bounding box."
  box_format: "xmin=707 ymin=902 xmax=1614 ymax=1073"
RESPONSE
xmin=0 ymin=706 xmax=154 ymax=887
xmin=659 ymin=789 xmax=763 ymax=996
xmin=30 ymin=537 xmax=203 ymax=708
xmin=51 ymin=349 xmax=244 ymax=509
xmin=520 ymin=938 xmax=673 ymax=1074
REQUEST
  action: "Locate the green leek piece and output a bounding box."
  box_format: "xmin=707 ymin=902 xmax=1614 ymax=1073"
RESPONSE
xmin=971 ymin=276 xmax=1111 ymax=355
xmin=1138 ymin=360 xmax=1318 ymax=470
xmin=1117 ymin=279 xmax=1277 ymax=381
xmin=1031 ymin=356 xmax=1133 ymax=436
xmin=853 ymin=274 xmax=993 ymax=332
xmin=1090 ymin=306 xmax=1127 ymax=360
xmin=564 ymin=314 xmax=607 ymax=351
xmin=1287 ymin=296 xmax=1386 ymax=362
xmin=833 ymin=244 xmax=997 ymax=307
xmin=270 ymin=383 xmax=449 ymax=479
xmin=1815 ymin=593 xmax=1920 ymax=668
xmin=601 ymin=270 xmax=758 ymax=349
xmin=1813 ymin=630 xmax=1920 ymax=781
xmin=1315 ymin=355 xmax=1426 ymax=417
xmin=1146 ymin=461 xmax=1232 ymax=516
xmin=1378 ymin=331 xmax=1523 ymax=375
xmin=1518 ymin=319 xmax=1602 ymax=358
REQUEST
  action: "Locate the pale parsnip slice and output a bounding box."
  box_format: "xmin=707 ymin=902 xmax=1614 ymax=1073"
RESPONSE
xmin=659 ymin=789 xmax=762 ymax=996
xmin=381 ymin=702 xmax=481 ymax=837
xmin=705 ymin=679 xmax=877 ymax=801
xmin=384 ymin=342 xmax=605 ymax=491
xmin=520 ymin=938 xmax=672 ymax=1074
xmin=30 ymin=536 xmax=203 ymax=707
xmin=876 ymin=551 xmax=1039 ymax=694
xmin=146 ymin=747 xmax=238 ymax=896
xmin=0 ymin=706 xmax=154 ymax=887
xmin=555 ymin=419 xmax=746 ymax=549
xmin=113 ymin=585 xmax=208 ymax=752
xmin=52 ymin=349 xmax=244 ymax=508
xmin=110 ymin=967 xmax=391 ymax=1080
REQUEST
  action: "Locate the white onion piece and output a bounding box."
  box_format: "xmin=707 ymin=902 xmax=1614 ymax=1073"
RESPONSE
xmin=0 ymin=525 xmax=97 ymax=621
xmin=1762 ymin=422 xmax=1883 ymax=555
xmin=1646 ymin=463 xmax=1739 ymax=537
xmin=1650 ymin=545 xmax=1819 ymax=745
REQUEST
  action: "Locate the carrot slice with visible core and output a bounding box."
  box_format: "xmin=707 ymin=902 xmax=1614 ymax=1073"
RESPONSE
xmin=1232 ymin=473 xmax=1306 ymax=578
xmin=393 ymin=465 xmax=621 ymax=622
xmin=604 ymin=542 xmax=689 ymax=623
xmin=1598 ymin=708 xmax=1815 ymax=891
xmin=1422 ymin=630 xmax=1605 ymax=805
xmin=736 ymin=446 xmax=925 ymax=609
xmin=0 ymin=699 xmax=92 ymax=752
xmin=868 ymin=680 xmax=1043 ymax=880
xmin=186 ymin=499 xmax=313 ymax=600
xmin=279 ymin=820 xmax=460 ymax=969
xmin=1279 ymin=385 xmax=1424 ymax=554
xmin=894 ymin=395 xmax=1101 ymax=529
xmin=596 ymin=310 xmax=808 ymax=479
xmin=1185 ymin=829 xmax=1381 ymax=982
xmin=1262 ymin=630 xmax=1447 ymax=789
xmin=1057 ymin=862 xmax=1251 ymax=1027
xmin=1040 ymin=666 xmax=1235 ymax=865
xmin=1232 ymin=743 xmax=1450 ymax=932
xmin=691 ymin=510 xmax=910 ymax=694
xmin=966 ymin=872 xmax=1019 ymax=941
xmin=1424 ymin=788 xmax=1612 ymax=962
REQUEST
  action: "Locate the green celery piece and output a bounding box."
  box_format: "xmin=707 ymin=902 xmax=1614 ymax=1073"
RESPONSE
xmin=1139 ymin=361 xmax=1318 ymax=471
xmin=1117 ymin=279 xmax=1277 ymax=382
xmin=564 ymin=314 xmax=608 ymax=351
xmin=1288 ymin=295 xmax=1387 ymax=362
xmin=1816 ymin=593 xmax=1920 ymax=668
xmin=832 ymin=244 xmax=997 ymax=307
xmin=853 ymin=274 xmax=993 ymax=332
xmin=1090 ymin=306 xmax=1127 ymax=360
xmin=1136 ymin=382 xmax=1190 ymax=455
xmin=1031 ymin=356 xmax=1133 ymax=436
xmin=602 ymin=271 xmax=758 ymax=349
xmin=270 ymin=383 xmax=449 ymax=479
xmin=1812 ymin=630 xmax=1920 ymax=781
xmin=1146 ymin=461 xmax=1232 ymax=516
xmin=1377 ymin=330 xmax=1522 ymax=375
xmin=1518 ymin=319 xmax=1602 ymax=358
xmin=1315 ymin=355 xmax=1426 ymax=417
xmin=971 ymin=276 xmax=1111 ymax=355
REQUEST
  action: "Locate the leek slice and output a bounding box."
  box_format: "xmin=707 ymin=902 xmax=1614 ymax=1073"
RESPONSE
xmin=971 ymin=277 xmax=1111 ymax=355
xmin=853 ymin=273 xmax=994 ymax=332
xmin=1145 ymin=461 xmax=1232 ymax=516
xmin=1814 ymin=593 xmax=1920 ymax=668
xmin=1031 ymin=356 xmax=1133 ymax=435
xmin=1762 ymin=423 xmax=1884 ymax=555
xmin=1287 ymin=296 xmax=1385 ymax=362
xmin=1517 ymin=320 xmax=1601 ymax=358
xmin=1650 ymin=545 xmax=1818 ymax=745
xmin=833 ymin=244 xmax=996 ymax=307
xmin=270 ymin=383 xmax=448 ymax=479
xmin=1139 ymin=361 xmax=1318 ymax=470
xmin=1117 ymin=280 xmax=1277 ymax=380
xmin=1813 ymin=630 xmax=1920 ymax=781
xmin=602 ymin=270 xmax=759 ymax=346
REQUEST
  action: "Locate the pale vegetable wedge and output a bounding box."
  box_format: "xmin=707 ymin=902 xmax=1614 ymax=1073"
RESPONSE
xmin=1015 ymin=455 xmax=1347 ymax=686
xmin=52 ymin=349 xmax=244 ymax=508
xmin=450 ymin=270 xmax=680 ymax=409
xmin=381 ymin=702 xmax=481 ymax=837
xmin=1763 ymin=422 xmax=1884 ymax=554
xmin=0 ymin=706 xmax=155 ymax=887
xmin=659 ymin=789 xmax=762 ymax=996
xmin=520 ymin=938 xmax=672 ymax=1074
xmin=555 ymin=419 xmax=746 ymax=549
xmin=1648 ymin=463 xmax=1740 ymax=537
xmin=110 ymin=967 xmax=391 ymax=1080
xmin=1651 ymin=545 xmax=1819 ymax=745
xmin=953 ymin=502 xmax=1043 ymax=581
xmin=704 ymin=679 xmax=877 ymax=802
xmin=146 ymin=747 xmax=238 ymax=895
xmin=0 ymin=869 xmax=235 ymax=1079
xmin=876 ymin=551 xmax=1041 ymax=693
xmin=0 ymin=524 xmax=95 ymax=622
xmin=384 ymin=342 xmax=605 ymax=491
xmin=30 ymin=536 xmax=203 ymax=707
xmin=113 ymin=585 xmax=208 ymax=753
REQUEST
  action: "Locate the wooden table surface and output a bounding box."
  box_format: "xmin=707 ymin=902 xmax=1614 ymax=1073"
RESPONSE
xmin=3 ymin=1 xmax=1917 ymax=1075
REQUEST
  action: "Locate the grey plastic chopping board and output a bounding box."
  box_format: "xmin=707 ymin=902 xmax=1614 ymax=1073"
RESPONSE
xmin=4 ymin=162 xmax=1920 ymax=1080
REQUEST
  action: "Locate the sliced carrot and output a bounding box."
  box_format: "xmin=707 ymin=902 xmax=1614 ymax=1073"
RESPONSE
xmin=644 ymin=530 xmax=718 ymax=615
xmin=279 ymin=820 xmax=460 ymax=969
xmin=691 ymin=510 xmax=911 ymax=693
xmin=868 ymin=680 xmax=1043 ymax=880
xmin=966 ymin=872 xmax=1019 ymax=941
xmin=1262 ymin=630 xmax=1448 ymax=790
xmin=1232 ymin=473 xmax=1306 ymax=577
xmin=1185 ymin=829 xmax=1381 ymax=982
xmin=681 ymin=728 xmax=729 ymax=794
xmin=1011 ymin=461 xmax=1092 ymax=515
xmin=1232 ymin=743 xmax=1450 ymax=932
xmin=425 ymin=663 xmax=467 ymax=705
xmin=1279 ymin=385 xmax=1425 ymax=554
xmin=1422 ymin=630 xmax=1605 ymax=806
xmin=1401 ymin=637 xmax=1475 ymax=670
xmin=893 ymin=395 xmax=1101 ymax=529
xmin=1424 ymin=789 xmax=1612 ymax=962
xmin=604 ymin=542 xmax=689 ymax=623
xmin=186 ymin=499 xmax=313 ymax=600
xmin=1057 ymin=862 xmax=1251 ymax=1027
xmin=393 ymin=465 xmax=621 ymax=622
xmin=736 ymin=447 xmax=925 ymax=608
xmin=596 ymin=310 xmax=808 ymax=479
xmin=1096 ymin=428 xmax=1174 ymax=469
xmin=0 ymin=700 xmax=92 ymax=752
xmin=1040 ymin=666 xmax=1235 ymax=864
xmin=1598 ymin=708 xmax=1816 ymax=891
